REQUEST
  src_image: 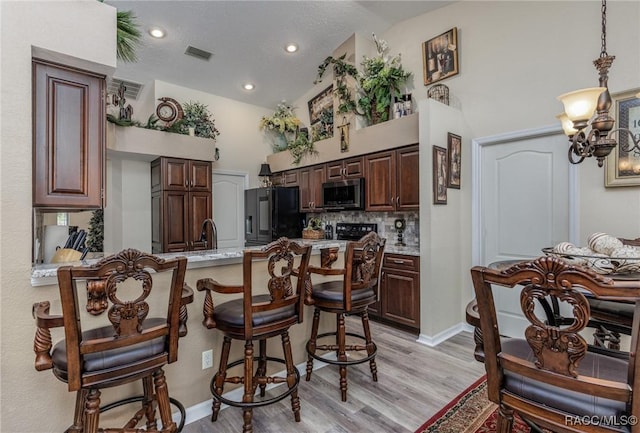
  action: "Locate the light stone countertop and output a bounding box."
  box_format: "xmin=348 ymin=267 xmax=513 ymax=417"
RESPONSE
xmin=31 ymin=239 xmax=420 ymax=287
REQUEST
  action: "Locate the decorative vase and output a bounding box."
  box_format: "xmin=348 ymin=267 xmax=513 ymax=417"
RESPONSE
xmin=270 ymin=133 xmax=289 ymax=152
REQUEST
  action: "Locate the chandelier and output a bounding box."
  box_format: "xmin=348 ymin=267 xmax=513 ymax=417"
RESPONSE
xmin=556 ymin=0 xmax=640 ymax=167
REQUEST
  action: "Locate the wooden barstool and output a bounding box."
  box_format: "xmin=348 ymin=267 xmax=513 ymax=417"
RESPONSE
xmin=197 ymin=238 xmax=311 ymax=433
xmin=305 ymin=231 xmax=386 ymax=401
xmin=32 ymin=249 xmax=192 ymax=433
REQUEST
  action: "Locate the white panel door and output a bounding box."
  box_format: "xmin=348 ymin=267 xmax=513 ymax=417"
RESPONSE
xmin=213 ymin=172 xmax=247 ymax=249
xmin=476 ymin=126 xmax=575 ymax=337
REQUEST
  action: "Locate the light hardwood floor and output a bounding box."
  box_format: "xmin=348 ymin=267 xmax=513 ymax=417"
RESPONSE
xmin=182 ymin=317 xmax=486 ymax=433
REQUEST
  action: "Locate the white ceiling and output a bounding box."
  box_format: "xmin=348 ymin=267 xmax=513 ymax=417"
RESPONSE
xmin=106 ymin=1 xmax=453 ymax=109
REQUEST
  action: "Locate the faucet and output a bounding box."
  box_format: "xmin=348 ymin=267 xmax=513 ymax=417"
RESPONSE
xmin=199 ymin=218 xmax=218 ymax=250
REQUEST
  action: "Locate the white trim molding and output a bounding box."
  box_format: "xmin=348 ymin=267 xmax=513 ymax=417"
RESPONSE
xmin=416 ymin=322 xmax=470 ymax=347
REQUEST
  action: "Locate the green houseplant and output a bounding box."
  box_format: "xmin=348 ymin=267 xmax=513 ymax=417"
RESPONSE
xmin=181 ymin=101 xmax=221 ymax=141
xmin=259 ymin=101 xmax=302 ymax=152
xmin=315 ymin=34 xmax=411 ymax=125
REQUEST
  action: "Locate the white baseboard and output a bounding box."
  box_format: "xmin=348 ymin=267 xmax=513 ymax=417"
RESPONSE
xmin=178 ymin=357 xmax=332 ymax=426
xmin=416 ymin=322 xmax=471 ymax=347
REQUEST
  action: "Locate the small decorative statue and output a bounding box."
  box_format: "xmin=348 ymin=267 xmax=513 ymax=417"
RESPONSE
xmin=112 ymin=82 xmax=133 ymax=121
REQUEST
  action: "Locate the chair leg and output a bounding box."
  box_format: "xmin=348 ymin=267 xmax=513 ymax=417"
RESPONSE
xmin=66 ymin=389 xmax=87 ymax=433
xmin=282 ymin=330 xmax=301 ymax=422
xmin=306 ymin=308 xmax=321 ymax=381
xmin=242 ymin=340 xmax=255 ymax=433
xmin=154 ymin=368 xmax=176 ymax=433
xmin=361 ymin=310 xmax=378 ymax=382
xmin=212 ymin=335 xmax=232 ymax=422
xmin=256 ymin=339 xmax=267 ymax=397
xmin=497 ymin=404 xmax=514 ymax=433
xmin=337 ymin=313 xmax=348 ymax=402
xmin=142 ymin=374 xmax=158 ymax=431
xmin=83 ymin=388 xmax=101 ymax=433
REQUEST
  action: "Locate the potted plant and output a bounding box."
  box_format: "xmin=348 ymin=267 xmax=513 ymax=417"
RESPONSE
xmin=303 ymin=217 xmax=324 ymax=240
xmin=259 ymin=101 xmax=302 ymax=152
xmin=288 ymin=128 xmax=318 ymax=165
xmin=181 ymin=101 xmax=221 ymax=141
xmin=315 ymin=34 xmax=411 ymax=125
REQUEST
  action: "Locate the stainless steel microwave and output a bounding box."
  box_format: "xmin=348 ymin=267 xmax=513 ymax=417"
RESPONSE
xmin=321 ymin=178 xmax=365 ymax=211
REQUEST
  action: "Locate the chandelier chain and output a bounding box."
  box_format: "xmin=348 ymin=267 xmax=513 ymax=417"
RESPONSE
xmin=600 ymin=0 xmax=608 ymax=57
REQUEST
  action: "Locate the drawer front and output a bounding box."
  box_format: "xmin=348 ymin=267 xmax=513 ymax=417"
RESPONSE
xmin=383 ymin=253 xmax=419 ymax=272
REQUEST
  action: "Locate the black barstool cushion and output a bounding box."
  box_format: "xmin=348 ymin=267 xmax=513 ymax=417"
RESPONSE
xmin=51 ymin=317 xmax=167 ymax=382
xmin=311 ymin=280 xmax=375 ymax=303
xmin=588 ymin=299 xmax=635 ymax=319
xmin=501 ymin=338 xmax=629 ymax=422
xmin=214 ymin=294 xmax=296 ymax=327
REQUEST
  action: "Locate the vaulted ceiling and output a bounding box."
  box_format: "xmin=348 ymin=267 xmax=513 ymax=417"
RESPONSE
xmin=107 ymin=1 xmax=453 ymax=109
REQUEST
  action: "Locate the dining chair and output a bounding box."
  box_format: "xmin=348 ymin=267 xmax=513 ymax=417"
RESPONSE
xmin=32 ymin=249 xmax=192 ymax=433
xmin=304 ymin=231 xmax=386 ymax=401
xmin=471 ymin=256 xmax=640 ymax=433
xmin=196 ymin=238 xmax=311 ymax=433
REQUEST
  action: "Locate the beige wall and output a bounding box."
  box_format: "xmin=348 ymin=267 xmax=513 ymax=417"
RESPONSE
xmin=379 ymin=1 xmax=640 ymax=336
xmin=3 ymin=1 xmax=640 ymax=431
xmin=0 ymin=1 xmax=117 ymax=431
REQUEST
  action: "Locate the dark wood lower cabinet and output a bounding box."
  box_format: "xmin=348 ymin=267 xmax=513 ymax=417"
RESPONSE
xmin=369 ymin=253 xmax=420 ymax=332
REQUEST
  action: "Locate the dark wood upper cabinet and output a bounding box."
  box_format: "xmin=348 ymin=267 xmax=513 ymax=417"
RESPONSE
xmin=298 ymin=164 xmax=325 ymax=212
xmin=365 ymin=145 xmax=419 ymax=212
xmin=365 ymin=150 xmax=396 ymax=211
xmin=272 ymin=170 xmax=299 ymax=187
xmin=326 ymin=156 xmax=364 ymax=180
xmin=396 ymin=145 xmax=420 ymax=210
xmin=151 ymin=157 xmax=212 ymax=253
xmin=32 ymin=59 xmax=106 ymax=208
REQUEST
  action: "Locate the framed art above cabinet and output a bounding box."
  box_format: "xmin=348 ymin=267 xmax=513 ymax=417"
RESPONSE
xmin=32 ymin=58 xmax=106 ymax=208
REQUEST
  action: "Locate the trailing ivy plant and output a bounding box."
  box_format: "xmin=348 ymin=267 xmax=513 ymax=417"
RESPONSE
xmin=288 ymin=129 xmax=317 ymax=165
xmin=315 ymin=34 xmax=411 ymax=125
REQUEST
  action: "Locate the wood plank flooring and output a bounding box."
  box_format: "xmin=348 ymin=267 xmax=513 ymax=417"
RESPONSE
xmin=182 ymin=317 xmax=486 ymax=433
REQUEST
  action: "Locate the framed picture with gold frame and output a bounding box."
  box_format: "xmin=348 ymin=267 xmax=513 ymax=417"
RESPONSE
xmin=605 ymin=88 xmax=640 ymax=187
xmin=422 ymin=27 xmax=459 ymax=86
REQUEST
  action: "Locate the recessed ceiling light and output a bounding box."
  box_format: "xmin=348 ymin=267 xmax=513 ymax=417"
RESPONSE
xmin=149 ymin=27 xmax=165 ymax=38
xmin=243 ymin=83 xmax=255 ymax=91
xmin=285 ymin=43 xmax=298 ymax=53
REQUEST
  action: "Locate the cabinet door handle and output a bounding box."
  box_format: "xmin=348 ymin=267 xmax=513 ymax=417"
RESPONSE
xmin=396 ymin=196 xmax=400 ymax=206
xmin=391 ymin=196 xmax=394 ymax=205
xmin=393 ymin=259 xmax=407 ymax=264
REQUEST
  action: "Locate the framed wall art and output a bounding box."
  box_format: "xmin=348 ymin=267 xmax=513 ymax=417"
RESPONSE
xmin=447 ymin=132 xmax=461 ymax=189
xmin=432 ymin=145 xmax=448 ymax=204
xmin=422 ymin=27 xmax=459 ymax=86
xmin=308 ymin=85 xmax=334 ymax=141
xmin=604 ymin=88 xmax=640 ymax=187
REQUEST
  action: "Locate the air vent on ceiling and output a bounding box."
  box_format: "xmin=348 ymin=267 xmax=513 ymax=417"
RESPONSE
xmin=107 ymin=78 xmax=143 ymax=100
xmin=185 ymin=45 xmax=212 ymax=61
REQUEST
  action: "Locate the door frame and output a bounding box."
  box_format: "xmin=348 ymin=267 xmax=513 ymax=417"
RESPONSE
xmin=471 ymin=124 xmax=580 ymax=266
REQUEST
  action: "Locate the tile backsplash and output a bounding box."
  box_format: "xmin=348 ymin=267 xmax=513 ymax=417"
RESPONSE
xmin=314 ymin=211 xmax=419 ymax=245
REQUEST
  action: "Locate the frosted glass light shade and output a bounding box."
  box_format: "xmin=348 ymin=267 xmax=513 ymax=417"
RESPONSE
xmin=557 ymin=87 xmax=606 ymax=121
xmin=556 ymin=113 xmax=578 ymax=136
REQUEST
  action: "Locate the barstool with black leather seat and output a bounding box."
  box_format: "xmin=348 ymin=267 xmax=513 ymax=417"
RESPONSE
xmin=32 ymin=249 xmax=192 ymax=433
xmin=196 ymin=238 xmax=311 ymax=433
xmin=304 ymin=231 xmax=386 ymax=401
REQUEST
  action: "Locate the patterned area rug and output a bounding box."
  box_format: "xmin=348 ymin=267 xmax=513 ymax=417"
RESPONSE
xmin=414 ymin=376 xmax=532 ymax=433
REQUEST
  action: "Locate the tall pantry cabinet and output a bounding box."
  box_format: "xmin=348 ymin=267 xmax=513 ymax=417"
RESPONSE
xmin=151 ymin=157 xmax=212 ymax=253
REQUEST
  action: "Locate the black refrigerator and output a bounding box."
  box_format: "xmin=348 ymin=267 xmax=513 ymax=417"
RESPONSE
xmin=245 ymin=187 xmax=303 ymax=246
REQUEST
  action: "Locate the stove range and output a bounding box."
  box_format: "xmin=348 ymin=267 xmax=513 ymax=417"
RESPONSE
xmin=335 ymin=222 xmax=378 ymax=241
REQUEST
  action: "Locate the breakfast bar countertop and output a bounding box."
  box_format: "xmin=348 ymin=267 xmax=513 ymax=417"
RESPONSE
xmin=31 ymin=239 xmax=420 ymax=287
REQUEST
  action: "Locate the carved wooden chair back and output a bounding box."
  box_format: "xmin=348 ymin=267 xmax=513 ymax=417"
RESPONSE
xmin=200 ymin=238 xmax=312 ymax=339
xmin=56 ymin=249 xmax=187 ymax=391
xmin=344 ymin=231 xmax=385 ymax=310
xmin=471 ymin=256 xmax=640 ymax=432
